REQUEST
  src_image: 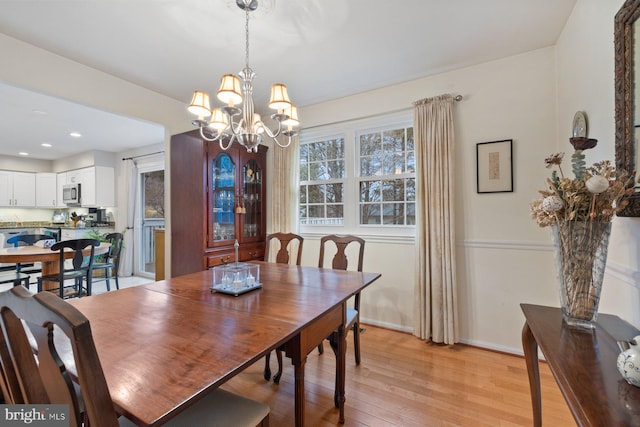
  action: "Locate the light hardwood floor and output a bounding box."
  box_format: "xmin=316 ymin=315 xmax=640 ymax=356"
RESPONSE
xmin=222 ymin=324 xmax=576 ymax=426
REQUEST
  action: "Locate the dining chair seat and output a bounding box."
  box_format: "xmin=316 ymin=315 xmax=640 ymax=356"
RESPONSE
xmin=37 ymin=238 xmax=100 ymax=299
xmin=0 ymin=286 xmax=270 ymax=427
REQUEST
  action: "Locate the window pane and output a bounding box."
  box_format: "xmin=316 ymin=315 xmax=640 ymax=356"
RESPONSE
xmin=299 ymin=205 xmax=307 ymax=219
xmin=383 ymin=153 xmax=406 ymax=175
xmin=360 ymin=180 xmax=380 ymax=202
xmin=327 ymin=138 xmax=345 ymax=159
xmin=406 ymin=178 xmax=415 ymax=201
xmin=309 ymin=141 xmax=326 ymax=161
xmin=361 ymin=155 xmax=383 ymax=177
xmin=308 ymin=184 xmax=325 ymax=203
xmin=309 ymin=162 xmax=327 ymax=181
xmin=308 ymin=205 xmax=324 ymax=220
xmin=299 ymin=162 xmax=309 ymax=181
xmin=406 ymin=127 xmax=414 ymax=151
xmin=360 ymin=133 xmax=382 ymax=156
xmin=327 ymin=204 xmax=344 ymax=219
xmin=326 ymin=160 xmax=344 ymax=179
xmin=406 ymin=202 xmax=415 ymax=225
xmin=406 ymin=151 xmax=415 ymax=174
xmin=300 ymin=143 xmax=309 ymax=162
xmin=360 ymin=204 xmax=381 ymax=224
xmin=383 ymin=129 xmax=404 ymax=152
xmin=299 ymin=185 xmax=307 ymax=203
xmin=326 ymin=183 xmax=343 ymax=203
xmin=383 ymin=203 xmax=405 ymax=225
xmin=382 ymin=179 xmax=404 ymax=201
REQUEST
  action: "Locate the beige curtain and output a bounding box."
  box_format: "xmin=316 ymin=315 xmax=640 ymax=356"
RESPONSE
xmin=413 ymin=94 xmax=459 ymax=345
xmin=268 ymin=137 xmax=299 ymax=234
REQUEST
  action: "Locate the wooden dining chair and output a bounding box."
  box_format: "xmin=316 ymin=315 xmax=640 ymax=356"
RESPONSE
xmin=0 ymin=270 xmax=29 ymax=288
xmin=90 ymin=232 xmax=123 ymax=291
xmin=263 ymin=232 xmax=304 ymax=383
xmin=0 ymin=286 xmax=270 ymax=427
xmin=6 ymin=233 xmax=57 ymax=278
xmin=37 ymin=239 xmax=100 ymax=299
xmin=318 ymin=234 xmax=365 ymax=364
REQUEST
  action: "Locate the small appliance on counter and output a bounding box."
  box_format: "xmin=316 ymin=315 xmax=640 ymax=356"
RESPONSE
xmin=51 ymin=210 xmax=67 ymax=224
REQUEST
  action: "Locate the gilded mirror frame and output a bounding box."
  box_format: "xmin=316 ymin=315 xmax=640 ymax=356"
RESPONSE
xmin=615 ymin=0 xmax=640 ymax=216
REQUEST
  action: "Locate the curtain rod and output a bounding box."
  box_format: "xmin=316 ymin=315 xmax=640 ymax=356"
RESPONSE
xmin=122 ymin=150 xmax=164 ymax=161
xmin=301 ymin=95 xmax=463 ymax=132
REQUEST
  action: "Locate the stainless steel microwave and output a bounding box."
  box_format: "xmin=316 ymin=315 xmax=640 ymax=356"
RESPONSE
xmin=63 ymin=183 xmax=81 ymax=205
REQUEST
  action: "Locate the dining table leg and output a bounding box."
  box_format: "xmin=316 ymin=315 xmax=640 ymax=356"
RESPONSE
xmin=40 ymin=260 xmax=59 ymax=291
xmin=294 ymin=354 xmax=307 ymax=427
xmin=329 ymin=322 xmax=346 ymax=423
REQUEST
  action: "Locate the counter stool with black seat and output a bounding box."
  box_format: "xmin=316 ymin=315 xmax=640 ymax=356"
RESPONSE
xmin=90 ymin=232 xmax=123 ymax=292
xmin=37 ymin=238 xmax=100 ymax=299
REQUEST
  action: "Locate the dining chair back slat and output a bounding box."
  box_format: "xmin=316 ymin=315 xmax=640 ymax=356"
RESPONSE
xmin=265 ymin=232 xmax=303 ymax=265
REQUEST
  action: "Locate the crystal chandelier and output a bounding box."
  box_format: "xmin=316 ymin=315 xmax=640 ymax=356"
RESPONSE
xmin=187 ymin=0 xmax=299 ymax=152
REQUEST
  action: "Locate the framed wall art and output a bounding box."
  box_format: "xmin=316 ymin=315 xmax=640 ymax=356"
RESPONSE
xmin=476 ymin=139 xmax=513 ymax=193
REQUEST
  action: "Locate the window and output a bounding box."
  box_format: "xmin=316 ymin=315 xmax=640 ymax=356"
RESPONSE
xmin=299 ymin=137 xmax=345 ymax=225
xmin=298 ymin=113 xmax=414 ymax=236
xmin=359 ymin=127 xmax=415 ymax=225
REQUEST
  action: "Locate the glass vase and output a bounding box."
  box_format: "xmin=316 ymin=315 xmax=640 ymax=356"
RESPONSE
xmin=551 ymin=221 xmax=612 ymax=329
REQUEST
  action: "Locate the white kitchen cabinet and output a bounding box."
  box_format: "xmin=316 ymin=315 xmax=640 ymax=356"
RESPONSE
xmin=0 ymin=171 xmax=36 ymax=207
xmin=56 ymin=172 xmax=67 ymax=208
xmin=36 ymin=173 xmax=58 ymax=208
xmin=65 ymin=166 xmax=114 ymax=207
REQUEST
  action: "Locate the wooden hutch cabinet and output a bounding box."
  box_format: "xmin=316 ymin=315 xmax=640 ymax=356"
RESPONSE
xmin=170 ymin=130 xmax=267 ymax=278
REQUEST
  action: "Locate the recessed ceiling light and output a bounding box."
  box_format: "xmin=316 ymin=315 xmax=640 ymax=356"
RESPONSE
xmin=32 ymin=109 xmax=48 ymax=115
xmin=41 ymin=143 xmax=52 ymax=148
xmin=18 ymin=152 xmax=29 ymax=156
xmin=69 ymin=132 xmax=82 ymax=138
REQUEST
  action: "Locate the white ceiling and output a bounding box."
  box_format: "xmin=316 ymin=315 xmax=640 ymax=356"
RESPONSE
xmin=0 ymin=0 xmax=577 ymax=160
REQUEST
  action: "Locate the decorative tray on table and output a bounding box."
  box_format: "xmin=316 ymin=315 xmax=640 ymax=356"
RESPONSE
xmin=210 ymin=262 xmax=262 ymax=296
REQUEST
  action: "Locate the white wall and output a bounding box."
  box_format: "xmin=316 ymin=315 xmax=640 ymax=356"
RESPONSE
xmin=557 ymin=0 xmax=640 ymax=327
xmin=300 ymin=47 xmax=559 ymax=352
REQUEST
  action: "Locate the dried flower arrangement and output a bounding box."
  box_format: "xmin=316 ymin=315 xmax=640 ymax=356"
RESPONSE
xmin=530 ymin=137 xmax=636 ymax=327
xmin=530 ymin=138 xmax=635 ymax=227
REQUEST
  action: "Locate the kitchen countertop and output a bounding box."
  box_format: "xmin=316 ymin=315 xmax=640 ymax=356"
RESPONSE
xmin=0 ymin=222 xmax=115 ymax=230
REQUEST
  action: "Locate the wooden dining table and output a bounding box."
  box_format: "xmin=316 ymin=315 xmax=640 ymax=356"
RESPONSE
xmin=67 ymin=261 xmax=381 ymax=427
xmin=0 ymin=242 xmax=110 ymax=290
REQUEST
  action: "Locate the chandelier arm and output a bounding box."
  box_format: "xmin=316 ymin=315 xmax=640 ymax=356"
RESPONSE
xmin=219 ymin=134 xmax=235 ymax=150
xmin=271 ymin=135 xmax=293 ymax=148
xmin=227 ymin=116 xmax=247 ymax=137
xmin=261 ymin=122 xmax=282 ymax=138
xmin=199 ymin=126 xmax=223 ymax=142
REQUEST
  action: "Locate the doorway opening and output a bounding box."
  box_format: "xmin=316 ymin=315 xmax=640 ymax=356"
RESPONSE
xmin=134 ymin=165 xmax=164 ymax=279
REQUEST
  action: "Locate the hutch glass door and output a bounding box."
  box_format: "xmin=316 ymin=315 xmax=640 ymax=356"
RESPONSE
xmin=242 ymin=158 xmax=262 ymax=240
xmin=212 ymin=152 xmax=236 ymax=243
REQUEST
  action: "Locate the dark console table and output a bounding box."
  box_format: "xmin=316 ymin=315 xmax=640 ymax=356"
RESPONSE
xmin=521 ymin=303 xmax=640 ymax=426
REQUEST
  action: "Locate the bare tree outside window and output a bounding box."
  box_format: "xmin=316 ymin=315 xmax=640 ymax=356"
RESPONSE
xmin=144 ymin=170 xmax=164 ymax=218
